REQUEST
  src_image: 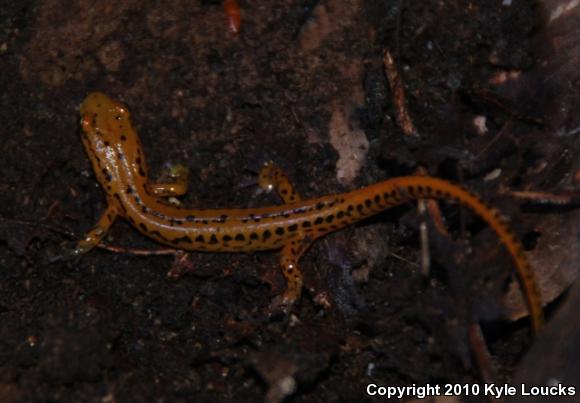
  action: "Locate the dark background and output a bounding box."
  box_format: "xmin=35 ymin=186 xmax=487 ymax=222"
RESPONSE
xmin=1 ymin=1 xmax=580 ymax=401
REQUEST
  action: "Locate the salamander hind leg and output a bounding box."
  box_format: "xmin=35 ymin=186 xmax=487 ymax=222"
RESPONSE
xmin=148 ymin=164 xmax=190 ymax=197
xmin=258 ymin=161 xmax=301 ymax=203
xmin=269 ymin=236 xmax=313 ymax=314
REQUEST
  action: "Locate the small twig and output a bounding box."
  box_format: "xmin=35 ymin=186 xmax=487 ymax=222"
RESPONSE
xmin=417 ymin=198 xmax=431 ymax=276
xmin=509 ymin=190 xmax=580 ymax=205
xmin=413 ymin=166 xmax=431 ymax=275
xmin=426 ymin=199 xmax=449 ymax=237
xmin=0 ymin=216 xmax=76 ymax=238
xmin=389 ymin=252 xmax=420 ymax=268
xmin=414 ymin=166 xmax=450 ymax=238
xmin=43 ymin=200 xmax=61 ymax=221
xmin=383 ymin=49 xmax=418 ymax=136
xmin=469 ymin=120 xmax=511 ymax=161
xmin=95 ymin=243 xmax=180 ymax=256
xmin=470 ymin=87 xmax=543 ymax=126
xmin=290 ymin=106 xmax=309 ymax=139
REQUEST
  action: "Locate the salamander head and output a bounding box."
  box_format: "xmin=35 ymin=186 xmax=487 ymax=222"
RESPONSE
xmin=79 ymin=92 xmax=144 ymax=195
xmin=80 ymin=92 xmax=133 ymax=144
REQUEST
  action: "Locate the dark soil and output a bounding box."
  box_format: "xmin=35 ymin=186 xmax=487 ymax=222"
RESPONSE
xmin=2 ymin=1 xmax=580 ymax=402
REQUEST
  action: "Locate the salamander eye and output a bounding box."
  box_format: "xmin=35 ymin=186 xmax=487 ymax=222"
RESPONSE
xmin=115 ymin=105 xmax=130 ymax=120
xmin=80 ymin=114 xmax=94 ymax=131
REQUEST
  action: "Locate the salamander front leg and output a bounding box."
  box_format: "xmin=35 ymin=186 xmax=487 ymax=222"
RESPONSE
xmin=269 ymin=236 xmax=313 ymax=313
xmin=258 ymin=161 xmax=301 ymax=203
xmin=148 ymin=164 xmax=190 ymax=197
xmin=52 ymin=203 xmax=118 ymax=262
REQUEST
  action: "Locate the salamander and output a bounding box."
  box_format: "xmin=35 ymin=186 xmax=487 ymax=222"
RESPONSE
xmin=73 ymin=92 xmax=544 ymax=332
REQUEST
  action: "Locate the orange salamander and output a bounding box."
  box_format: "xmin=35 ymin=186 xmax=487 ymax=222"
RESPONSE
xmin=73 ymin=92 xmax=544 ymax=332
